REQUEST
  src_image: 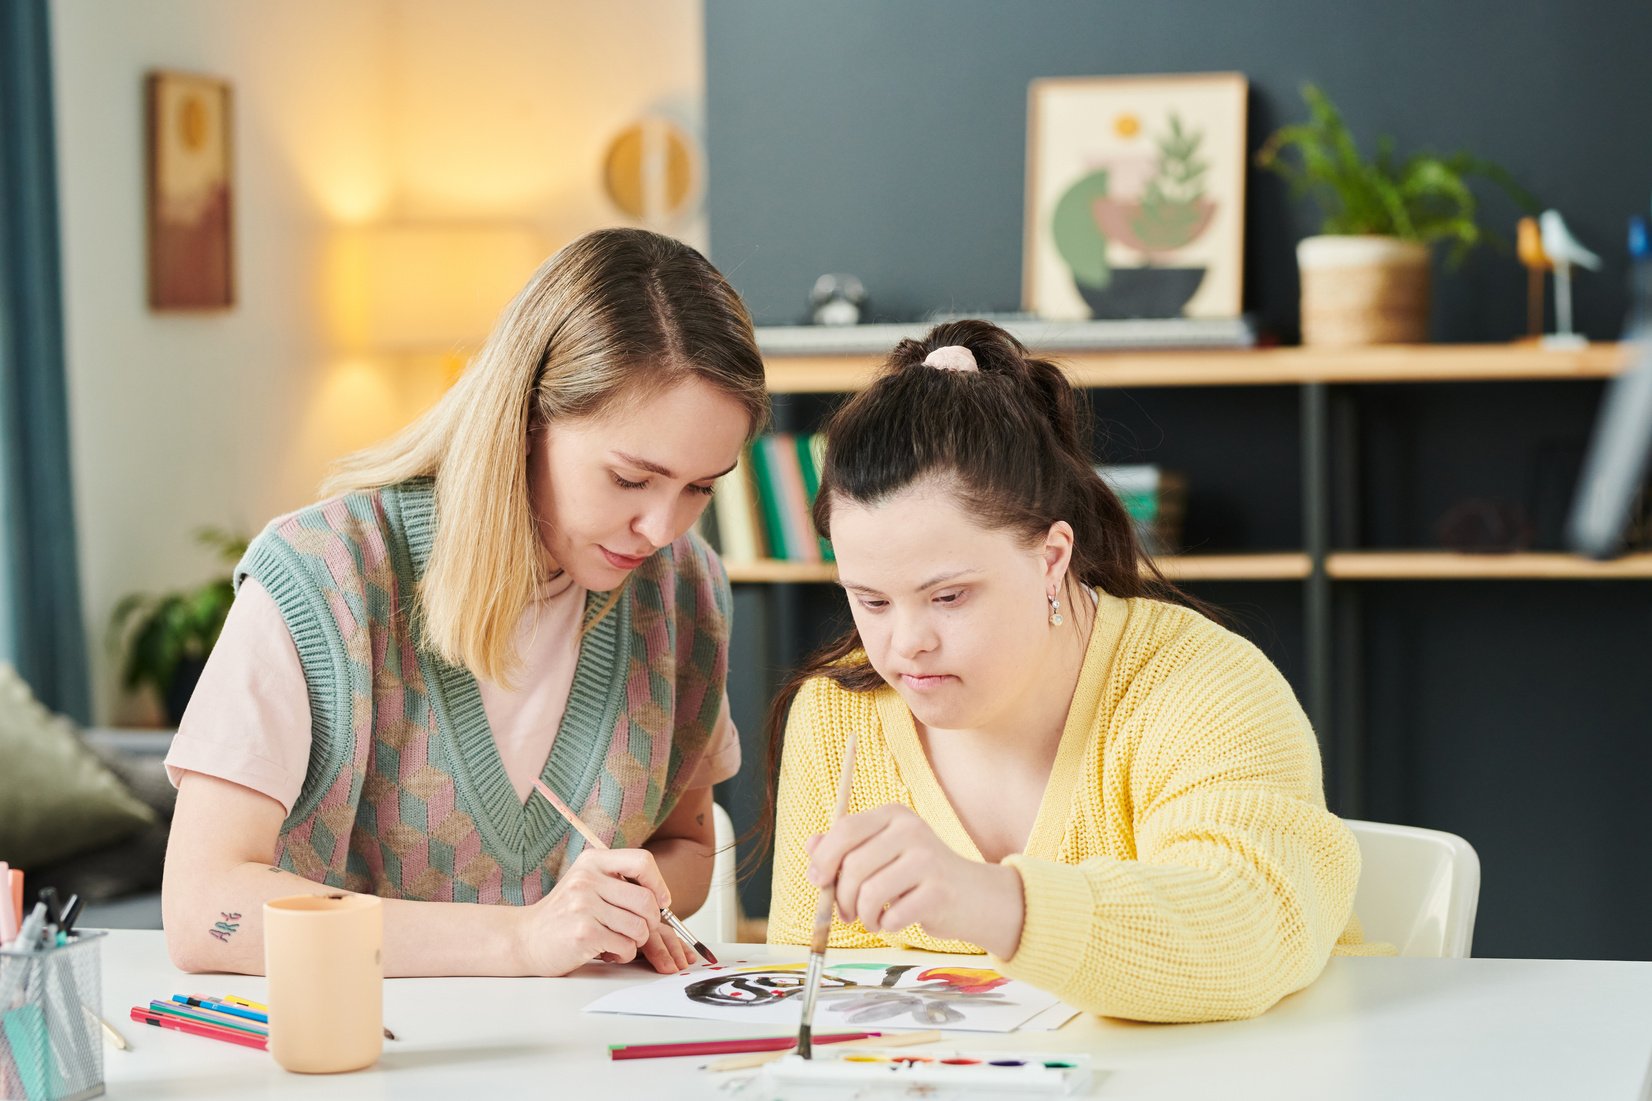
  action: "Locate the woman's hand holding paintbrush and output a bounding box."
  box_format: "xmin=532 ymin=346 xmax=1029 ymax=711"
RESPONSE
xmin=531 ymin=779 xmax=715 ymax=973
xmin=804 ymin=803 xmax=1025 ymax=959
xmin=515 ymin=846 xmax=695 ymax=975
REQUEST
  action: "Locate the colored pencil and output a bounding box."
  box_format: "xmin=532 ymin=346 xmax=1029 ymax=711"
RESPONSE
xmin=796 ymin=733 xmax=858 ymax=1059
xmin=129 ymin=1007 xmax=268 ymax=1051
xmin=194 ymin=991 xmax=394 ymax=1031
xmin=173 ymin=994 xmax=266 ymax=1024
xmin=609 ymin=1031 xmax=879 ymax=1061
xmin=0 ymin=862 xmax=14 ymax=944
xmin=151 ymin=1001 xmax=267 ymax=1036
xmin=707 ymin=1029 xmax=941 ymax=1072
xmin=7 ymin=869 xmax=21 ymax=940
xmin=530 ymin=778 xmax=718 ymax=965
xmin=181 ymin=993 xmax=396 ymax=1040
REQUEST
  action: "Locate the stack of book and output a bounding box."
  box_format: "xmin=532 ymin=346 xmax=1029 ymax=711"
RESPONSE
xmin=1097 ymin=465 xmax=1187 ymax=557
xmin=703 ymin=433 xmax=832 ymax=564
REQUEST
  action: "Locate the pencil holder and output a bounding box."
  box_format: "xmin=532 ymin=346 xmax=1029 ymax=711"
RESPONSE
xmin=0 ymin=932 xmax=106 ymax=1101
xmin=264 ymin=894 xmax=382 ymax=1074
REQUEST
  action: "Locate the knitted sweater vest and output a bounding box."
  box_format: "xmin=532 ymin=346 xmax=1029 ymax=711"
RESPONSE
xmin=234 ymin=478 xmax=730 ymax=905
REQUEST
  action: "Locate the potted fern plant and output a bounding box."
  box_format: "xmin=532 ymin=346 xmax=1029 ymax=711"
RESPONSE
xmin=1256 ymin=83 xmax=1535 ymax=345
xmin=108 ymin=526 xmax=248 ymax=725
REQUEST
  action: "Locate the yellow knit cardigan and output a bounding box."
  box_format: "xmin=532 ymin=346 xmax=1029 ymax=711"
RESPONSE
xmin=769 ymin=592 xmax=1389 ymax=1023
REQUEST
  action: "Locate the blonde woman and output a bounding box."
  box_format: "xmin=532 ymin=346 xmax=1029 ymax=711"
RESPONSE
xmin=162 ymin=229 xmax=768 ymax=978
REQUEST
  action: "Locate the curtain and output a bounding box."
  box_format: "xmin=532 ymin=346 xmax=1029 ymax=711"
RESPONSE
xmin=0 ymin=0 xmax=90 ymax=722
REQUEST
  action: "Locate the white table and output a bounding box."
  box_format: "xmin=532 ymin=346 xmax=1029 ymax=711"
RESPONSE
xmin=91 ymin=931 xmax=1652 ymax=1099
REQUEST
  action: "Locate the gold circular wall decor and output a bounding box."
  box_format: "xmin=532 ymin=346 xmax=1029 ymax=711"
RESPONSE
xmin=602 ymin=117 xmax=700 ymax=222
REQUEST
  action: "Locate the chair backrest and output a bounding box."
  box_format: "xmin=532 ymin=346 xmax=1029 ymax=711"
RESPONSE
xmin=682 ymin=802 xmax=739 ymax=944
xmin=1345 ymin=819 xmax=1481 ymax=958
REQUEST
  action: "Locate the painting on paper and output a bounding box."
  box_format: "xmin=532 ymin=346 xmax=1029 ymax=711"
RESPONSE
xmin=1024 ymin=72 xmax=1247 ymax=321
xmin=147 ymin=70 xmax=234 ymax=310
xmin=585 ymin=960 xmax=1075 ymax=1034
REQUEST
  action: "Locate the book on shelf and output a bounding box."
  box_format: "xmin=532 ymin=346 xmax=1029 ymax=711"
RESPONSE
xmin=715 ymin=433 xmax=832 ymax=565
xmin=1096 ymin=464 xmax=1187 ymax=556
xmin=804 ymin=434 xmax=834 ymax=561
xmin=746 ymin=438 xmax=790 ymax=560
xmin=710 ymin=448 xmax=766 ymax=562
xmin=764 ymin=435 xmax=819 ymax=563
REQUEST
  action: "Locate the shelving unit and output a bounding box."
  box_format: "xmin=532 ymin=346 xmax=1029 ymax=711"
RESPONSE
xmin=726 ymin=552 xmax=1316 ymax=584
xmin=729 ymin=550 xmax=1652 ymax=585
xmin=1326 ymin=551 xmax=1652 ymax=580
xmin=737 ymin=338 xmax=1640 ymax=818
xmin=762 ymin=342 xmax=1628 ymax=393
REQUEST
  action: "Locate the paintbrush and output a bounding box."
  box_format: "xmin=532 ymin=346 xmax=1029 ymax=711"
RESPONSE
xmin=795 ymin=733 xmax=859 ymax=1060
xmin=530 ymin=778 xmax=717 ymax=965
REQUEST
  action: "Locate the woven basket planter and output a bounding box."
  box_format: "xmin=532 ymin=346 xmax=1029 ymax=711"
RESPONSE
xmin=1297 ymin=235 xmax=1430 ymax=346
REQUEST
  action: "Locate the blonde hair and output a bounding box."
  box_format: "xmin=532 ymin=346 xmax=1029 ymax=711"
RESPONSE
xmin=324 ymin=228 xmax=768 ymax=684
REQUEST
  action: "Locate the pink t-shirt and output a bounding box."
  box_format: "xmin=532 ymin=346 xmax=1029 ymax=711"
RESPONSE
xmin=165 ymin=576 xmax=741 ymax=815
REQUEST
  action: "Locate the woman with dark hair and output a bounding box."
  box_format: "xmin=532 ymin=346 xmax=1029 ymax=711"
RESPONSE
xmin=766 ymin=320 xmax=1384 ymax=1024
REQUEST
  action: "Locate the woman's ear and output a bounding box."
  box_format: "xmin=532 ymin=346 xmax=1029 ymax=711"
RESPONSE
xmin=1040 ymin=520 xmax=1076 ymax=591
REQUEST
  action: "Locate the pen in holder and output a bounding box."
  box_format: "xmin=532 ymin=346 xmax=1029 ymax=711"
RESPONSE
xmin=0 ymin=932 xmax=106 ymax=1101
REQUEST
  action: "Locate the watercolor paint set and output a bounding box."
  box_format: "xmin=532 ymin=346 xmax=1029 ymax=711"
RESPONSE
xmin=755 ymin=1047 xmax=1095 ymax=1095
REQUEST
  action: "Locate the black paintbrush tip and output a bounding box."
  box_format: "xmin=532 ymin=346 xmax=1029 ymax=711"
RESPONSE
xmin=695 ymin=940 xmax=718 ymax=965
xmin=797 ymin=1023 xmax=812 ymax=1060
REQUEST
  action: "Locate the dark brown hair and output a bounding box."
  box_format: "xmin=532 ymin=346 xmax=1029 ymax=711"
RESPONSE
xmin=741 ymin=318 xmax=1206 ymax=879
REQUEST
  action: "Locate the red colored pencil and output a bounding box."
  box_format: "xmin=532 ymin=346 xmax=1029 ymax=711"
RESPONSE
xmin=608 ymin=1031 xmax=880 ymax=1060
xmin=129 ymin=1007 xmax=269 ymax=1051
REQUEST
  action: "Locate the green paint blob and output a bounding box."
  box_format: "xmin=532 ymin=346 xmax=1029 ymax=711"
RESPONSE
xmin=1052 ymin=169 xmax=1112 ymax=289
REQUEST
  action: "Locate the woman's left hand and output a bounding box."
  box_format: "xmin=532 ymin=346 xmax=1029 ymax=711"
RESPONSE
xmin=806 ymin=804 xmax=1025 ymax=958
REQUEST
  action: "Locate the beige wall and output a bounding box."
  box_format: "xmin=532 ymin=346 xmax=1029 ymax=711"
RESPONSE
xmin=50 ymin=0 xmax=707 ymax=723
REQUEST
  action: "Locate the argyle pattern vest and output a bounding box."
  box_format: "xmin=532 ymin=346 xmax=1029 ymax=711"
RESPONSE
xmin=234 ymin=478 xmax=730 ymax=904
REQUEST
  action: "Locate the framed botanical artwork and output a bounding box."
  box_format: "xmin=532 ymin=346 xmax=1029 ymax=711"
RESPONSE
xmin=1023 ymin=72 xmax=1248 ymax=320
xmin=146 ymin=70 xmax=233 ymax=310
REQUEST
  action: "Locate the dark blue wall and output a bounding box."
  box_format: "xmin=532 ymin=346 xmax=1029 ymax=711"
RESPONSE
xmin=706 ymin=1 xmax=1652 ymax=961
xmin=706 ymin=0 xmax=1652 ymax=339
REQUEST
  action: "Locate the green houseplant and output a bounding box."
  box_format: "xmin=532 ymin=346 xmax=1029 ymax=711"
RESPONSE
xmin=108 ymin=526 xmax=248 ymax=725
xmin=1255 ymin=83 xmax=1535 ymax=345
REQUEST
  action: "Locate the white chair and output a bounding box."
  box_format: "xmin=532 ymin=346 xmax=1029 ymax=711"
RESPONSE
xmin=1345 ymin=818 xmax=1481 ymax=958
xmin=682 ymin=802 xmax=740 ymax=944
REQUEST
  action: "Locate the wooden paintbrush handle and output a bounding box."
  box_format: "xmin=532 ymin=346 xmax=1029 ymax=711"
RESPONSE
xmin=531 ymin=779 xmax=607 ymax=850
xmin=809 ymin=735 xmax=860 ymax=952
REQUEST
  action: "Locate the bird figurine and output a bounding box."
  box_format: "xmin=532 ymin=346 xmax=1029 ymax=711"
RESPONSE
xmin=1515 ymin=216 xmax=1552 ymax=341
xmin=1538 ymin=209 xmax=1602 ymax=349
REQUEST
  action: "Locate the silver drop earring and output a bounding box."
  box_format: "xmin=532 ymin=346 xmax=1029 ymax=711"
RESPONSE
xmin=1048 ymin=592 xmax=1063 ymax=626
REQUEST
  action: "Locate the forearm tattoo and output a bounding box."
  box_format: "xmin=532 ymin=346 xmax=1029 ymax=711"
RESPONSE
xmin=208 ymin=912 xmax=242 ymax=943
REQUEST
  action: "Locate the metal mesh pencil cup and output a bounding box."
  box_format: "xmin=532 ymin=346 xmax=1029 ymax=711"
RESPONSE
xmin=0 ymin=932 xmax=106 ymax=1101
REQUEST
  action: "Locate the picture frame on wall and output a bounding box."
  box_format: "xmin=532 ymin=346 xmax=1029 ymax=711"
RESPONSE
xmin=146 ymin=70 xmax=234 ymax=310
xmin=1024 ymin=72 xmax=1248 ymax=321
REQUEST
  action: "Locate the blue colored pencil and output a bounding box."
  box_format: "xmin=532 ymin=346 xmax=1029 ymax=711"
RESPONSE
xmin=171 ymin=994 xmax=266 ymax=1024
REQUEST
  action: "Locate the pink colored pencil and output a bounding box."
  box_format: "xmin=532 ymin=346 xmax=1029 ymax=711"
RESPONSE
xmin=609 ymin=1031 xmax=881 ymax=1061
xmin=129 ymin=1007 xmax=268 ymax=1051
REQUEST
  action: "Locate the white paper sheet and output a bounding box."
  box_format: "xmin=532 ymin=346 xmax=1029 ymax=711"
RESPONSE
xmin=583 ymin=958 xmax=1077 ymax=1034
